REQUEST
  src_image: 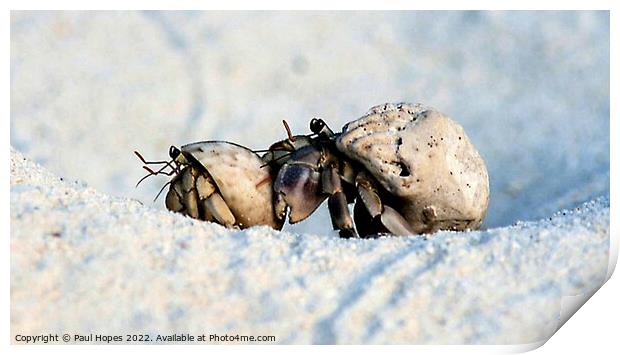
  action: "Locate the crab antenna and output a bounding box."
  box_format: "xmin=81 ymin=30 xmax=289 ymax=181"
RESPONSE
xmin=282 ymin=120 xmax=296 ymax=142
xmin=134 ymin=150 xmax=171 ymax=166
xmin=142 ymin=165 xmax=157 ymax=175
xmin=134 ymin=150 xmax=179 ymax=187
xmin=251 ymin=147 xmax=294 ymax=153
xmin=136 ymin=173 xmax=153 ymax=187
xmin=260 ymin=151 xmax=293 ymax=168
xmin=134 ymin=150 xmax=178 ymax=180
xmin=142 ymin=164 xmax=176 ymax=177
xmin=135 ymin=164 xmax=175 ymax=187
xmin=153 ymin=180 xmax=173 ymax=202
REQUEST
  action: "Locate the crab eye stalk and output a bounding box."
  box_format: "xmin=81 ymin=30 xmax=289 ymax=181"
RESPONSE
xmin=310 ymin=118 xmax=334 ymax=137
xmin=310 ymin=118 xmax=324 ymax=133
xmin=169 ymin=146 xmax=181 ymax=160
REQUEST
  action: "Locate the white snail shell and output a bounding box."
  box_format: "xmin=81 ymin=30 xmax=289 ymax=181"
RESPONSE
xmin=336 ymin=103 xmax=490 ymax=232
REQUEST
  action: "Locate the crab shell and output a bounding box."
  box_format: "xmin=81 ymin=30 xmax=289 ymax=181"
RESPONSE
xmin=179 ymin=141 xmax=283 ymax=229
xmin=335 ymin=103 xmax=490 ymax=233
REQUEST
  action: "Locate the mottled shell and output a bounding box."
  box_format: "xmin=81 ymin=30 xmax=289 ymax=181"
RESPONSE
xmin=336 ymin=103 xmax=489 ymax=233
xmin=181 ymin=141 xmax=283 ymax=229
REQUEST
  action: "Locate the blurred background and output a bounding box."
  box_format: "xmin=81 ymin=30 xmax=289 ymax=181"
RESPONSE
xmin=10 ymin=11 xmax=610 ymax=236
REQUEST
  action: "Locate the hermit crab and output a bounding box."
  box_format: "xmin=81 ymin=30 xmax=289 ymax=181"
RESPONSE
xmin=262 ymin=102 xmax=490 ymax=238
xmin=336 ymin=103 xmax=489 ymax=236
xmin=134 ymin=141 xmax=283 ymax=230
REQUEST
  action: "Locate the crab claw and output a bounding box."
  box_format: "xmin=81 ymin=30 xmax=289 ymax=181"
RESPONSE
xmin=274 ymin=163 xmax=328 ymax=223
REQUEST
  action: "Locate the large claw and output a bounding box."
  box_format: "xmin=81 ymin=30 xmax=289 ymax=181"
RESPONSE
xmin=274 ymin=163 xmax=327 ymax=223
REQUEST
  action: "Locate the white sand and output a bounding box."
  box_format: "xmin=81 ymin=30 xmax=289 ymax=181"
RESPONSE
xmin=10 ymin=11 xmax=610 ymax=344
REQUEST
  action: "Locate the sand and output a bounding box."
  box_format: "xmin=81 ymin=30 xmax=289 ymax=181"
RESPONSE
xmin=10 ymin=148 xmax=610 ymax=344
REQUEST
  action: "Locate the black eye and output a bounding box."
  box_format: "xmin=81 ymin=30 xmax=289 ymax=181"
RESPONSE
xmin=169 ymin=146 xmax=181 ymax=159
xmin=310 ymin=118 xmax=325 ymax=133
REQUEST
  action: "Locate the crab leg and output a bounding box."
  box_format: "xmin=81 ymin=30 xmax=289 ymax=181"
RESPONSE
xmin=167 ymin=166 xmax=237 ymax=227
xmin=379 ymin=206 xmax=416 ymax=236
xmin=322 ymin=164 xmax=356 ymax=238
xmin=203 ymin=193 xmax=236 ymax=227
xmin=354 ymin=171 xmax=415 ymax=237
xmin=194 ymin=171 xmax=236 ymax=227
xmin=165 ymin=181 xmax=184 ymax=212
